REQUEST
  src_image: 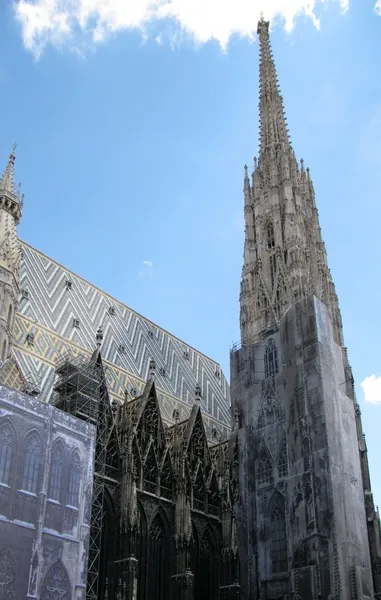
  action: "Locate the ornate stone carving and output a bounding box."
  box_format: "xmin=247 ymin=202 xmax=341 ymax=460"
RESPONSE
xmin=40 ymin=561 xmax=71 ymax=600
xmin=0 ymin=546 xmax=16 ymax=600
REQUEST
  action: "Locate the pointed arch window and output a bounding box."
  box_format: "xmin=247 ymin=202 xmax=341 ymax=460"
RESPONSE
xmin=0 ymin=546 xmax=16 ymax=599
xmin=159 ymin=453 xmax=173 ymax=501
xmin=267 ymin=222 xmax=275 ymax=249
xmin=49 ymin=442 xmax=64 ymax=502
xmin=1 ymin=341 xmax=6 ymax=363
xmin=143 ymin=446 xmax=158 ymax=494
xmin=22 ymin=434 xmax=41 ymax=494
xmin=257 ymin=446 xmax=273 ymax=486
xmin=40 ymin=561 xmax=71 ymax=600
xmin=208 ymin=473 xmax=219 ymax=517
xmin=193 ymin=468 xmax=206 ymax=512
xmin=147 ymin=514 xmax=169 ymax=600
xmin=67 ymin=451 xmax=81 ymax=508
xmin=188 ymin=419 xmax=206 ymax=471
xmin=7 ymin=306 xmax=12 ymax=330
xmin=277 ymin=437 xmax=288 ymax=479
xmin=269 ymin=254 xmax=277 ymax=289
xmin=269 ymin=493 xmax=287 ymax=574
xmin=264 ymin=339 xmax=278 ymax=379
xmin=138 ymin=395 xmax=160 ymax=447
xmin=194 ymin=530 xmax=217 ymax=600
xmin=0 ymin=423 xmax=13 ymax=486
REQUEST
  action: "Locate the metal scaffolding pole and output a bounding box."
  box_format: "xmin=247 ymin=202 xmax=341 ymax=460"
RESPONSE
xmin=53 ymin=349 xmax=109 ymax=600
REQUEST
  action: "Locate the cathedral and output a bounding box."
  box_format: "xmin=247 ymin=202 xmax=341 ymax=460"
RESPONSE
xmin=0 ymin=16 xmax=380 ymax=600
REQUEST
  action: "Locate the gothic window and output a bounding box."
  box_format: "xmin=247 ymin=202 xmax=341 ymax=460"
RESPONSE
xmin=67 ymin=451 xmax=81 ymax=507
xmin=147 ymin=514 xmax=169 ymax=600
xmin=138 ymin=395 xmax=160 ymax=448
xmin=0 ymin=546 xmax=16 ymax=600
xmin=7 ymin=306 xmax=12 ymax=329
xmin=269 ymin=492 xmax=287 ymax=574
xmin=0 ymin=423 xmax=13 ymax=485
xmin=257 ymin=446 xmax=273 ymax=486
xmin=188 ymin=417 xmax=206 ymax=471
xmin=193 ymin=468 xmax=206 ymax=511
xmin=267 ymin=222 xmax=275 ymax=249
xmin=270 ymin=254 xmax=277 ymax=289
xmin=159 ymin=453 xmax=173 ymax=500
xmin=1 ymin=341 xmax=6 ymax=363
xmin=264 ymin=339 xmax=278 ymax=379
xmin=22 ymin=434 xmax=41 ymax=494
xmin=40 ymin=560 xmax=71 ymax=600
xmin=277 ymin=437 xmax=288 ymax=479
xmin=49 ymin=442 xmax=64 ymax=501
xmin=195 ymin=530 xmax=216 ymax=600
xmin=208 ymin=473 xmax=219 ymax=516
xmin=143 ymin=445 xmax=158 ymax=494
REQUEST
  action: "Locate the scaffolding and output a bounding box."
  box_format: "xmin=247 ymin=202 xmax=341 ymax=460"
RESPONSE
xmin=53 ymin=349 xmax=110 ymax=600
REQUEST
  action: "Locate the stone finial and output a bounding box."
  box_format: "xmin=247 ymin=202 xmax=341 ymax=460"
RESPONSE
xmin=0 ymin=145 xmax=16 ymax=195
xmin=96 ymin=327 xmax=103 ymax=347
xmin=149 ymin=358 xmax=156 ymax=379
xmin=195 ymin=383 xmax=202 ymax=403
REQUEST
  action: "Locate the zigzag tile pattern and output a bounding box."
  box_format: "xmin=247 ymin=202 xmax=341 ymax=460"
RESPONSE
xmin=15 ymin=242 xmax=231 ymax=437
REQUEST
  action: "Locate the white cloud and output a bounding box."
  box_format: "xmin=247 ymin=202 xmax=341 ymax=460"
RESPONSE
xmin=139 ymin=259 xmax=153 ymax=278
xmin=361 ymin=375 xmax=381 ymax=405
xmin=375 ymin=0 xmax=381 ymax=15
xmin=14 ymin=0 xmax=349 ymax=58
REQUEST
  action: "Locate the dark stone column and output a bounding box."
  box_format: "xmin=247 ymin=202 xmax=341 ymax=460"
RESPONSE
xmin=171 ymin=539 xmax=194 ymax=600
xmin=116 ymin=556 xmax=138 ymax=600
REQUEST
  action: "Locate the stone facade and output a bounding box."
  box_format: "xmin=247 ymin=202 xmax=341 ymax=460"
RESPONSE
xmin=0 ymin=383 xmax=95 ymax=600
xmin=0 ymin=147 xmax=22 ymax=364
xmin=0 ymin=15 xmax=380 ymax=600
xmin=231 ymin=17 xmax=381 ymax=600
xmin=51 ymin=348 xmax=239 ymax=600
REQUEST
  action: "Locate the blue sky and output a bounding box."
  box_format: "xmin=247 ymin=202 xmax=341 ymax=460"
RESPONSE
xmin=1 ymin=0 xmax=381 ymax=502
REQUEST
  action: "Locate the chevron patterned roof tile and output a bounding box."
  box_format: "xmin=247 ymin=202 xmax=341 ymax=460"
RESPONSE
xmin=17 ymin=241 xmax=231 ymax=429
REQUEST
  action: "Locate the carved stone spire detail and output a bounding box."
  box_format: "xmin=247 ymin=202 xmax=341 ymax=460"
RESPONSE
xmin=239 ymin=20 xmax=343 ymax=347
xmin=0 ymin=146 xmax=23 ymax=363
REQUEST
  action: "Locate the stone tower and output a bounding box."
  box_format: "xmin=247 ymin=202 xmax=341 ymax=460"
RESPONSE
xmin=231 ymin=18 xmax=380 ymax=600
xmin=0 ymin=147 xmax=22 ymax=363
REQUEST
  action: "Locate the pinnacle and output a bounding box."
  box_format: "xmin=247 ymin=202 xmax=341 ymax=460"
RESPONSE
xmin=0 ymin=145 xmax=17 ymax=195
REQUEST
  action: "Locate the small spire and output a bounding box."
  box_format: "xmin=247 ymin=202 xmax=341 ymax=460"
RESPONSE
xmin=257 ymin=18 xmax=291 ymax=156
xmin=244 ymin=164 xmax=250 ymax=191
xmin=0 ymin=145 xmax=17 ymax=196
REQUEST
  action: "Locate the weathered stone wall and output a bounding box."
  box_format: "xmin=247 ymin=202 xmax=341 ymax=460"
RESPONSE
xmin=0 ymin=384 xmax=96 ymax=600
xmin=231 ymin=296 xmax=373 ymax=599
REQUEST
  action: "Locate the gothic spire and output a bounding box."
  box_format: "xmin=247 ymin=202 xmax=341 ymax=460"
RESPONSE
xmin=257 ymin=18 xmax=290 ymax=156
xmin=0 ymin=145 xmax=17 ymax=196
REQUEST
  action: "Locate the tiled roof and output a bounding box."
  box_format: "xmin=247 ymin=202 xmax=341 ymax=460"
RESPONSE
xmin=13 ymin=241 xmax=231 ymax=439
